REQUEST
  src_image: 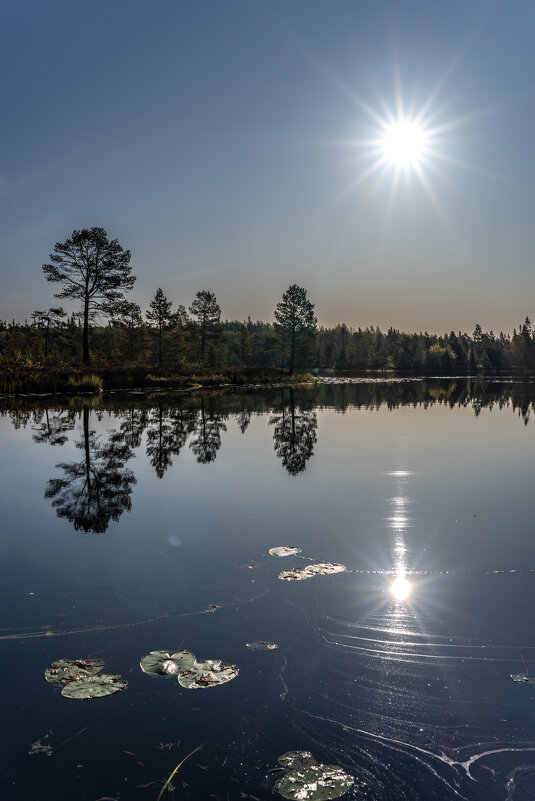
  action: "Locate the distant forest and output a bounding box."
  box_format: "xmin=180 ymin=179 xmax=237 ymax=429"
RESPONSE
xmin=2 ymin=309 xmax=535 ymax=376
xmin=2 ymin=226 xmax=535 ymax=376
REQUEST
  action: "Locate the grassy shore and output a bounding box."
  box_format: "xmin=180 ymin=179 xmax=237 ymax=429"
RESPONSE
xmin=0 ymin=361 xmax=315 ymax=395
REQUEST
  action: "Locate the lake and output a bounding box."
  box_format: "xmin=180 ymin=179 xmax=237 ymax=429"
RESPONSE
xmin=1 ymin=378 xmax=535 ymax=801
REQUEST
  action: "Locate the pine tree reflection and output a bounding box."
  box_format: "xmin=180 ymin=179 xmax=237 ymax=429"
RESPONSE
xmin=189 ymin=397 xmax=227 ymax=463
xmin=146 ymin=401 xmax=197 ymax=478
xmin=236 ymin=398 xmax=251 ymax=434
xmin=269 ymin=388 xmax=318 ymax=475
xmin=32 ymin=408 xmax=75 ymax=446
xmin=45 ymin=406 xmax=136 ymax=533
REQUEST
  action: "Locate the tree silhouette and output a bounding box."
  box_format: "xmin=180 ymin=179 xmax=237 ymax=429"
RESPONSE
xmin=274 ymin=285 xmax=316 ymax=374
xmin=269 ymin=388 xmax=317 ymax=475
xmin=189 ymin=291 xmax=221 ymax=363
xmin=42 ymin=227 xmax=134 ymax=364
xmin=30 ymin=307 xmax=66 ymax=358
xmin=146 ymin=401 xmax=196 ymax=478
xmin=45 ymin=406 xmax=136 ymax=532
xmin=146 ymin=288 xmax=173 ymax=368
xmin=189 ymin=397 xmax=227 ymax=463
xmin=112 ymin=301 xmax=145 ymax=362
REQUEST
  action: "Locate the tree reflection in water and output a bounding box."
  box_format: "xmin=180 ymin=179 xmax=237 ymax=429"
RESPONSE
xmin=45 ymin=406 xmax=136 ymax=533
xmin=269 ymin=388 xmax=318 ymax=476
xmin=146 ymin=401 xmax=196 ymax=478
xmin=189 ymin=397 xmax=227 ymax=463
xmin=5 ymin=377 xmax=535 ymax=534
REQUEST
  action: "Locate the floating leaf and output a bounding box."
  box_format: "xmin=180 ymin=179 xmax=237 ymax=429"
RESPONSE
xmin=278 ymin=751 xmax=314 ymax=768
xmin=511 ymin=673 xmax=535 ymax=683
xmin=44 ymin=658 xmax=104 ymax=684
xmin=140 ymin=649 xmax=239 ymax=689
xmin=278 ymin=563 xmax=347 ymax=582
xmin=140 ymin=650 xmax=195 ymax=677
xmin=269 ymin=546 xmax=302 ymax=557
xmin=246 ymin=641 xmax=278 ymax=651
xmin=275 ymin=752 xmax=353 ymax=800
xmin=177 ymin=658 xmax=238 ymax=689
xmin=61 ymin=673 xmax=127 ymax=699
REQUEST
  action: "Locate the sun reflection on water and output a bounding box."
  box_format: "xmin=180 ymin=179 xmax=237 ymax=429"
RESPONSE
xmin=391 ymin=575 xmax=411 ymax=601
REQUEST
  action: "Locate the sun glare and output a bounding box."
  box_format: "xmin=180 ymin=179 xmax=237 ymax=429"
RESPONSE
xmin=381 ymin=119 xmax=427 ymax=167
xmin=391 ymin=575 xmax=411 ymax=601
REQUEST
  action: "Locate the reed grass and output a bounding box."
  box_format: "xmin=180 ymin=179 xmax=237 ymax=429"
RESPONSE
xmin=156 ymin=743 xmax=205 ymax=801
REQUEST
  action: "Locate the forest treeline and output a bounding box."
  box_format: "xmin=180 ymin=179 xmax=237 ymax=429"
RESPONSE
xmin=2 ymin=225 xmax=535 ymax=375
xmin=2 ymin=310 xmax=535 ymax=376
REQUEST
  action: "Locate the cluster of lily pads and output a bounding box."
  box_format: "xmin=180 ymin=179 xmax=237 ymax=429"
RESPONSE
xmin=274 ymin=751 xmax=354 ymax=801
xmin=44 ymin=658 xmax=127 ymax=699
xmin=269 ymin=544 xmax=347 ymax=583
xmin=42 ymin=545 xmax=354 ymax=798
xmin=140 ymin=649 xmax=239 ymax=689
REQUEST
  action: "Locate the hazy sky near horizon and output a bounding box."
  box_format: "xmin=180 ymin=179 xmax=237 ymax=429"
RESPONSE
xmin=1 ymin=0 xmax=535 ymax=333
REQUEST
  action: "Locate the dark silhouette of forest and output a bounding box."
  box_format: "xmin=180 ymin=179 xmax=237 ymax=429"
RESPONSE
xmin=4 ymin=308 xmax=535 ymax=376
xmin=2 ymin=226 xmax=534 ymax=376
xmin=3 ymin=377 xmax=535 ymax=532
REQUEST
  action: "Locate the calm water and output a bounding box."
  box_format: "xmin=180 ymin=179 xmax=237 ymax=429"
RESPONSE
xmin=1 ymin=379 xmax=535 ymax=801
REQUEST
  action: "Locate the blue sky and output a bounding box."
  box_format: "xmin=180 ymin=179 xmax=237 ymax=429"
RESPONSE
xmin=1 ymin=0 xmax=535 ymax=332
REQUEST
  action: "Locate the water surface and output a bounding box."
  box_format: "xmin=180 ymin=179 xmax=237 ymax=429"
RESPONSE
xmin=1 ymin=379 xmax=535 ymax=800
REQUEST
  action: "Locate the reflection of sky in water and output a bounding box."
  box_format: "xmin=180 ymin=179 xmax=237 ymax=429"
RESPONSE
xmin=2 ymin=386 xmax=535 ymax=800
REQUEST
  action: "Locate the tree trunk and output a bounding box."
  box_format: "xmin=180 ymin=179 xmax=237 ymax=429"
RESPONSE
xmin=201 ymin=321 xmax=206 ymax=363
xmin=289 ymin=325 xmax=296 ymax=375
xmin=83 ymin=407 xmax=91 ymax=486
xmin=83 ymin=297 xmax=90 ymax=364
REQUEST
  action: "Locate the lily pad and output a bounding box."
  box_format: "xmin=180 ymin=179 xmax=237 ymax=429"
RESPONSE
xmin=278 ymin=562 xmax=347 ymax=582
xmin=275 ymin=752 xmax=354 ymax=801
xmin=44 ymin=658 xmax=104 ymax=683
xmin=269 ymin=546 xmax=302 ymax=557
xmin=140 ymin=649 xmax=195 ymax=677
xmin=61 ymin=673 xmax=127 ymax=699
xmin=177 ymin=657 xmax=238 ymax=689
xmin=246 ymin=641 xmax=278 ymax=650
xmin=511 ymin=673 xmax=535 ymax=683
xmin=140 ymin=649 xmax=239 ymax=689
xmin=278 ymin=751 xmax=314 ymax=768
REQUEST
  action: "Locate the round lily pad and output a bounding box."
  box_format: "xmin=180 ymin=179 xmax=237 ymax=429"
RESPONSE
xmin=61 ymin=673 xmax=127 ymax=699
xmin=278 ymin=562 xmax=347 ymax=581
xmin=277 ymin=762 xmax=354 ymax=800
xmin=44 ymin=658 xmax=104 ymax=683
xmin=140 ymin=649 xmax=195 ymax=676
xmin=275 ymin=752 xmax=353 ymax=801
xmin=246 ymin=641 xmax=278 ymax=651
xmin=177 ymin=658 xmax=239 ymax=689
xmin=269 ymin=546 xmax=302 ymax=557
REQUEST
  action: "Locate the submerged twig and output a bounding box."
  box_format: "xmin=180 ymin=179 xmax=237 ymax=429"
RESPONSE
xmin=156 ymin=743 xmax=205 ymax=801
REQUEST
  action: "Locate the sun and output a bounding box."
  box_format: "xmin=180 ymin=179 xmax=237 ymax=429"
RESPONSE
xmin=381 ymin=119 xmax=428 ymax=168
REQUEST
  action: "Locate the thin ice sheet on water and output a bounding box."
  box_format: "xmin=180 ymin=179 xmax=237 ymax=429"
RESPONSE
xmin=278 ymin=562 xmax=347 ymax=581
xmin=269 ymin=546 xmax=302 ymax=557
xmin=275 ymin=752 xmax=354 ymax=801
